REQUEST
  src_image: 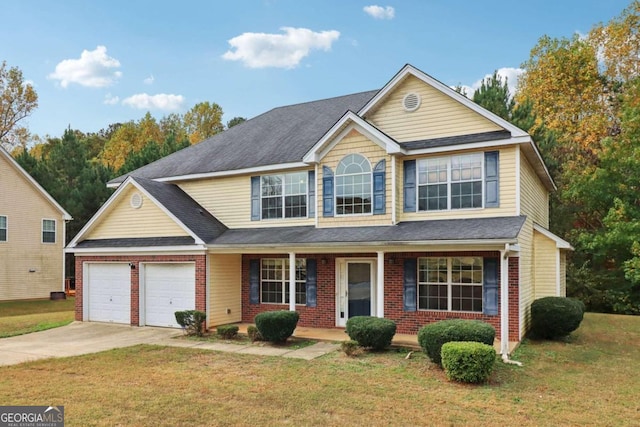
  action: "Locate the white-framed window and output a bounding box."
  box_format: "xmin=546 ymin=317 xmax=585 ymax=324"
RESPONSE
xmin=417 ymin=153 xmax=483 ymax=211
xmin=0 ymin=215 xmax=6 ymax=242
xmin=261 ymin=258 xmax=306 ymax=304
xmin=42 ymin=219 xmax=56 ymax=243
xmin=335 ymin=153 xmax=372 ymax=215
xmin=261 ymin=172 xmax=307 ymax=219
xmin=418 ymin=257 xmax=483 ymax=312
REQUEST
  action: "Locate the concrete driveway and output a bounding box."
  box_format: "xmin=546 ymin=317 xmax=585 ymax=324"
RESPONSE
xmin=0 ymin=322 xmax=180 ymax=367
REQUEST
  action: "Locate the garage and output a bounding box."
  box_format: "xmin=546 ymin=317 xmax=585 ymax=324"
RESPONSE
xmin=143 ymin=263 xmax=196 ymax=328
xmin=85 ymin=263 xmax=131 ymax=324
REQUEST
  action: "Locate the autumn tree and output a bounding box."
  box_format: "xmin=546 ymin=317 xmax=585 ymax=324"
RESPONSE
xmin=184 ymin=101 xmax=224 ymax=144
xmin=0 ymin=61 xmax=38 ymax=150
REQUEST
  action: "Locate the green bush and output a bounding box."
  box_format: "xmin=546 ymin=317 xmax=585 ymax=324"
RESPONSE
xmin=254 ymin=310 xmax=300 ymax=343
xmin=216 ymin=324 xmax=239 ymax=339
xmin=247 ymin=325 xmax=262 ymax=342
xmin=530 ymin=296 xmax=585 ymax=339
xmin=345 ymin=316 xmax=397 ymax=350
xmin=441 ymin=341 xmax=496 ymax=383
xmin=174 ymin=310 xmax=207 ymax=337
xmin=418 ymin=319 xmax=495 ymax=366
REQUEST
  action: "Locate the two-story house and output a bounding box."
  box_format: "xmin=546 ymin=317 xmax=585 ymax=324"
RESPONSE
xmin=66 ymin=64 xmax=571 ymax=356
xmin=1 ymin=146 xmax=72 ymax=301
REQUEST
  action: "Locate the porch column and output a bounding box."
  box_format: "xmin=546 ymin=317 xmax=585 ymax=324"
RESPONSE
xmin=500 ymin=246 xmax=510 ymax=356
xmin=289 ymin=252 xmax=296 ymax=312
xmin=377 ymin=251 xmax=384 ymax=318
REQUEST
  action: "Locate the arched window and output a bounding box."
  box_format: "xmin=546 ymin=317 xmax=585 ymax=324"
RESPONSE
xmin=335 ymin=154 xmax=372 ymax=215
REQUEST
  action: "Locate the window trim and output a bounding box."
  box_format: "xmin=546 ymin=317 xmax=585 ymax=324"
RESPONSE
xmin=260 ymin=172 xmax=309 ymax=220
xmin=416 ymin=153 xmax=485 ymax=212
xmin=334 ymin=153 xmax=374 ymax=217
xmin=260 ymin=258 xmax=307 ymax=305
xmin=42 ymin=218 xmax=56 ymax=244
xmin=0 ymin=215 xmax=7 ymax=242
xmin=417 ymin=256 xmax=484 ymax=313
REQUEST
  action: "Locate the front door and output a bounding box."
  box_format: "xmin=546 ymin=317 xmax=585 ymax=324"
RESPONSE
xmin=337 ymin=259 xmax=375 ymax=327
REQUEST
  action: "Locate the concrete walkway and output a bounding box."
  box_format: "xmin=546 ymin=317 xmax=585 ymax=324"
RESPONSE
xmin=0 ymin=322 xmax=339 ymax=367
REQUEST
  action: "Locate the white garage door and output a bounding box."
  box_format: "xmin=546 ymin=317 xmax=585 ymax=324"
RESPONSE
xmin=86 ymin=263 xmax=131 ymax=324
xmin=144 ymin=263 xmax=196 ymax=328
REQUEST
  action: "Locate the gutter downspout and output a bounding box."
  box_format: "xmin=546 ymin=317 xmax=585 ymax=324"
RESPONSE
xmin=500 ymin=243 xmax=522 ymax=366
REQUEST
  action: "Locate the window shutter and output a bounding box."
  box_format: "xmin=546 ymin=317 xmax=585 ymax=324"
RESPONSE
xmin=403 ymin=258 xmax=417 ymax=312
xmin=322 ymin=166 xmax=334 ymax=217
xmin=373 ymin=159 xmax=386 ymax=215
xmin=403 ymin=160 xmax=416 ymax=212
xmin=483 ymin=257 xmax=499 ymax=315
xmin=485 ymin=151 xmax=499 ymax=208
xmin=308 ymin=170 xmax=315 ymax=218
xmin=306 ymin=259 xmax=317 ymax=307
xmin=249 ymin=259 xmax=260 ymax=304
xmin=251 ymin=176 xmax=261 ymax=221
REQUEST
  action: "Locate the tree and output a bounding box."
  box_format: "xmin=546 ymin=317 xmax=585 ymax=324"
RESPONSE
xmin=117 ymin=133 xmax=189 ymax=176
xmin=0 ymin=61 xmax=38 ymax=150
xmin=472 ymin=71 xmax=514 ymax=121
xmin=183 ymin=101 xmax=224 ymax=144
xmin=226 ymin=116 xmax=246 ymax=129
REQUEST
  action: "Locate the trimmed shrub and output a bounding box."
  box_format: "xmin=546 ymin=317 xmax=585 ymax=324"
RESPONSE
xmin=345 ymin=316 xmax=397 ymax=350
xmin=254 ymin=311 xmax=299 ymax=343
xmin=216 ymin=324 xmax=239 ymax=339
xmin=340 ymin=340 xmax=363 ymax=357
xmin=174 ymin=310 xmax=207 ymax=337
xmin=418 ymin=319 xmax=495 ymax=366
xmin=530 ymin=296 xmax=584 ymax=339
xmin=441 ymin=341 xmax=496 ymax=383
xmin=247 ymin=325 xmax=263 ymax=342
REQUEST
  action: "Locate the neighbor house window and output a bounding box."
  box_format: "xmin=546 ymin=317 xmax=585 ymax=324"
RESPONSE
xmin=42 ymin=219 xmax=56 ymax=243
xmin=0 ymin=216 xmax=6 ymax=242
xmin=417 ymin=153 xmax=483 ymax=211
xmin=261 ymin=172 xmax=307 ymax=219
xmin=418 ymin=257 xmax=483 ymax=312
xmin=335 ymin=153 xmax=372 ymax=215
xmin=261 ymin=258 xmax=306 ymax=304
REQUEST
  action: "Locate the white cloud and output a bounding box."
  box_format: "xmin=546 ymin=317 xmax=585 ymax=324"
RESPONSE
xmin=222 ymin=27 xmax=340 ymax=69
xmin=121 ymin=93 xmax=185 ymax=110
xmin=103 ymin=93 xmax=120 ymax=105
xmin=143 ymin=74 xmax=155 ymax=85
xmin=363 ymin=5 xmax=395 ymax=20
xmin=457 ymin=67 xmax=525 ymax=99
xmin=48 ymin=45 xmax=122 ymax=88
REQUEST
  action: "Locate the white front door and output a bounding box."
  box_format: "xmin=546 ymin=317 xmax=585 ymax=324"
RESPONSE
xmin=142 ymin=263 xmax=196 ymax=328
xmin=85 ymin=263 xmax=131 ymax=324
xmin=336 ymin=259 xmax=376 ymax=327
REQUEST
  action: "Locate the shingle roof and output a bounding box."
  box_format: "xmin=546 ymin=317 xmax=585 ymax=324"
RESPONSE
xmin=109 ymin=90 xmax=379 ymax=185
xmin=209 ymin=216 xmax=526 ymax=247
xmin=399 ymin=130 xmax=512 ymax=150
xmin=75 ymin=236 xmax=196 ymax=248
xmin=132 ymin=177 xmax=228 ymax=243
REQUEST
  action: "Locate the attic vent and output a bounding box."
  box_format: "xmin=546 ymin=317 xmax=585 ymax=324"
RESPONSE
xmin=402 ymin=92 xmax=421 ymax=112
xmin=130 ymin=192 xmax=143 ymax=209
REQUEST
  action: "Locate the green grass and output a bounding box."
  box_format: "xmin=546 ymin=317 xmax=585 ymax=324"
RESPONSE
xmin=186 ymin=332 xmax=316 ymax=349
xmin=0 ymin=312 xmax=638 ymax=426
xmin=0 ymin=297 xmax=75 ymax=337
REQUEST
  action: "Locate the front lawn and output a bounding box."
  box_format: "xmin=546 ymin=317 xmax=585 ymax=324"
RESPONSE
xmin=0 ymin=297 xmax=75 ymax=338
xmin=0 ymin=313 xmax=638 ymax=426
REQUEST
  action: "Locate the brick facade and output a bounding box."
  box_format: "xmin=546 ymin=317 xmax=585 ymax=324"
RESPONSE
xmin=75 ymin=254 xmax=207 ymax=326
xmin=241 ymin=251 xmax=520 ymax=338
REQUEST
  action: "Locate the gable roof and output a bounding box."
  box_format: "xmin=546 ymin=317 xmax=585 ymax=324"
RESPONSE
xmin=0 ymin=146 xmax=72 ymax=220
xmin=108 ymin=90 xmax=379 ymax=186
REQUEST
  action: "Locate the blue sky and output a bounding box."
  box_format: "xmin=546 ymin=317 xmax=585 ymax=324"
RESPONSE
xmin=1 ymin=0 xmax=632 ymax=139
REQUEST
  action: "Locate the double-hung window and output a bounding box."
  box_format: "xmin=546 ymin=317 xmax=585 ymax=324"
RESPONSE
xmin=335 ymin=153 xmax=372 ymax=215
xmin=0 ymin=215 xmax=6 ymax=242
xmin=42 ymin=219 xmax=56 ymax=243
xmin=261 ymin=172 xmax=307 ymax=219
xmin=418 ymin=257 xmax=483 ymax=312
xmin=417 ymin=153 xmax=483 ymax=211
xmin=261 ymin=258 xmax=307 ymax=305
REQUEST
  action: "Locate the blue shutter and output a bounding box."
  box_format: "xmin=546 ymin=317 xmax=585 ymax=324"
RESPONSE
xmin=305 ymin=259 xmax=317 ymax=307
xmin=403 ymin=160 xmax=416 ymax=212
xmin=373 ymin=159 xmax=386 ymax=215
xmin=249 ymin=259 xmax=260 ymax=304
xmin=483 ymin=258 xmax=499 ymax=315
xmin=403 ymin=258 xmax=417 ymax=312
xmin=308 ymin=170 xmax=315 ymax=218
xmin=485 ymin=151 xmax=499 ymax=208
xmin=322 ymin=166 xmax=334 ymax=217
xmin=251 ymin=176 xmax=261 ymax=221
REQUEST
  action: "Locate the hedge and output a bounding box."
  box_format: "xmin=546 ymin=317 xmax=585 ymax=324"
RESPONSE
xmin=530 ymin=296 xmax=584 ymax=339
xmin=418 ymin=319 xmax=495 ymax=366
xmin=345 ymin=316 xmax=397 ymax=350
xmin=441 ymin=341 xmax=496 ymax=383
xmin=254 ymin=310 xmax=299 ymax=343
